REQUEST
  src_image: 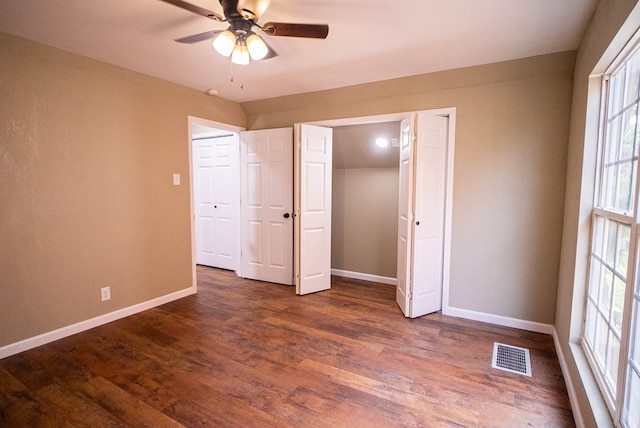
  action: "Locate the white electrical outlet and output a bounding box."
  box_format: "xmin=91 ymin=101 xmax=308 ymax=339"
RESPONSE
xmin=173 ymin=173 xmax=180 ymax=186
xmin=101 ymin=286 xmax=111 ymax=302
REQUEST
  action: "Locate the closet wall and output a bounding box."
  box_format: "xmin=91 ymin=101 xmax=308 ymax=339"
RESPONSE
xmin=331 ymin=122 xmax=400 ymax=280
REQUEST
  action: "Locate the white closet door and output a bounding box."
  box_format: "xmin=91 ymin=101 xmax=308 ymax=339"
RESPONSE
xmin=411 ymin=112 xmax=448 ymax=316
xmin=295 ymin=124 xmax=333 ymax=295
xmin=396 ymin=113 xmax=448 ymax=318
xmin=193 ymin=135 xmax=239 ymax=271
xmin=240 ymin=128 xmax=294 ymax=285
xmin=396 ymin=119 xmax=413 ymax=315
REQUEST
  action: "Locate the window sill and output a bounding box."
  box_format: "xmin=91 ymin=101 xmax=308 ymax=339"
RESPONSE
xmin=569 ymin=341 xmax=615 ymax=427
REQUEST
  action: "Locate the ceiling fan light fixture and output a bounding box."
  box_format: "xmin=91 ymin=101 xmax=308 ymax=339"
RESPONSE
xmin=246 ymin=33 xmax=268 ymax=60
xmin=237 ymin=0 xmax=270 ymax=20
xmin=231 ymin=44 xmax=250 ymax=65
xmin=213 ymin=30 xmax=236 ymax=57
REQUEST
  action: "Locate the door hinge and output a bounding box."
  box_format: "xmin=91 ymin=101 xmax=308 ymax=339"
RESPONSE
xmin=407 ymin=292 xmax=413 ymax=300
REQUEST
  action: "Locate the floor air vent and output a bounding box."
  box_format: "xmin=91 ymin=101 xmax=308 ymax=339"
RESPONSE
xmin=492 ymin=342 xmax=531 ymax=377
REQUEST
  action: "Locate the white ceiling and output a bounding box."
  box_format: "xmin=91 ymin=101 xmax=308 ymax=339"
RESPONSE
xmin=0 ymin=0 xmax=598 ymax=103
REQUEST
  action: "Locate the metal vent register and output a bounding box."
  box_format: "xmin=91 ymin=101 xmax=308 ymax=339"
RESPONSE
xmin=491 ymin=343 xmax=531 ymax=377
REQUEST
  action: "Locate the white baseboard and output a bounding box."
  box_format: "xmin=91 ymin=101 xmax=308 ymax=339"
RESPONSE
xmin=331 ymin=269 xmax=397 ymax=286
xmin=444 ymin=306 xmax=554 ymax=334
xmin=330 ymin=273 xmax=553 ymax=335
xmin=0 ymin=286 xmax=196 ymax=359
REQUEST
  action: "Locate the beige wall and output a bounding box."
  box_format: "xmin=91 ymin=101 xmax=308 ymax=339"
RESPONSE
xmin=556 ymin=1 xmax=640 ymax=426
xmin=242 ymin=51 xmax=574 ymax=325
xmin=332 ymin=168 xmax=399 ymax=278
xmin=0 ymin=33 xmax=246 ymax=347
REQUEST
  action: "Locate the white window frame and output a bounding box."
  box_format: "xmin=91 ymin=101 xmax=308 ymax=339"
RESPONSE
xmin=583 ymin=39 xmax=640 ymax=427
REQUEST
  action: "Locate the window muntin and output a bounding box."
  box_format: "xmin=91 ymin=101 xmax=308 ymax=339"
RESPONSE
xmin=600 ymin=101 xmax=639 ymax=214
xmin=586 ymin=215 xmax=629 ymax=396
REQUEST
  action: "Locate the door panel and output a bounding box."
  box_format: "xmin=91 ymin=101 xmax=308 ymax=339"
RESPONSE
xmin=240 ymin=128 xmax=294 ymax=285
xmin=246 ymin=220 xmax=264 ymax=265
xmin=396 ymin=119 xmax=413 ymax=316
xmin=295 ymin=124 xmax=333 ymax=295
xmin=411 ymin=113 xmax=448 ymax=317
xmin=214 ymin=153 xmax=234 ymax=263
xmin=193 ymin=135 xmax=239 ymax=270
xmin=268 ymin=222 xmax=287 ymax=268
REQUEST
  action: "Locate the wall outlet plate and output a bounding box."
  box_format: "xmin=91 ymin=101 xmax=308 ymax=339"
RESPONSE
xmin=101 ymin=286 xmax=111 ymax=301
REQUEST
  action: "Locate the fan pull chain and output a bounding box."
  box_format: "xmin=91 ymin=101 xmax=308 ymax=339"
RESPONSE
xmin=228 ymin=61 xmax=244 ymax=89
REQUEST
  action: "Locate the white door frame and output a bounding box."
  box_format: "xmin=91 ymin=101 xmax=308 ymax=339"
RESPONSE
xmin=187 ymin=116 xmax=245 ymax=292
xmin=305 ymin=107 xmax=456 ymax=315
xmin=186 ymin=108 xmax=456 ymax=315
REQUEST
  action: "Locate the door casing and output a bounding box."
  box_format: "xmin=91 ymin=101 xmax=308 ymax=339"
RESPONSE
xmin=305 ymin=108 xmax=456 ymax=315
xmin=188 ymin=116 xmax=245 ymax=291
xmin=187 ymin=108 xmax=456 ymax=317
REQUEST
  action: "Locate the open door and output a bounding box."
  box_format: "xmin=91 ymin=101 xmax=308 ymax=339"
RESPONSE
xmin=294 ymin=124 xmax=333 ymax=295
xmin=396 ymin=119 xmax=413 ymax=315
xmin=397 ymin=112 xmax=448 ymax=317
xmin=240 ymin=128 xmax=294 ymax=285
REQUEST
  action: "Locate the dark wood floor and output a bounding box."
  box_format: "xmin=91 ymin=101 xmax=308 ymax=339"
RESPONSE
xmin=1 ymin=266 xmax=574 ymax=427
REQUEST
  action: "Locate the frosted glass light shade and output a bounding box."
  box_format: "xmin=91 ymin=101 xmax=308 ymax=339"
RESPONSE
xmin=231 ymin=44 xmax=250 ymax=65
xmin=247 ymin=33 xmax=268 ymax=60
xmin=213 ymin=30 xmax=236 ymax=57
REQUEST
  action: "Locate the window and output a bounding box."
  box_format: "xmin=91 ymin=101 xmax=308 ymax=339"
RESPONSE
xmin=584 ymin=43 xmax=640 ymax=426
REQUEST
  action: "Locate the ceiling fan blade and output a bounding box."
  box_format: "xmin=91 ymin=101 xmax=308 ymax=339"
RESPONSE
xmin=175 ymin=30 xmax=222 ymax=44
xmin=159 ymin=0 xmax=224 ymax=21
xmin=261 ymin=22 xmax=329 ymax=39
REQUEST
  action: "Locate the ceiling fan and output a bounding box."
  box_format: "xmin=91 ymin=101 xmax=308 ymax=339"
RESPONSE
xmin=160 ymin=0 xmax=329 ymax=65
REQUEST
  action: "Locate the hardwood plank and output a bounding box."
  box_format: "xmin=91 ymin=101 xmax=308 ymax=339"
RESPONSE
xmin=0 ymin=352 xmax=57 ymax=392
xmin=162 ymin=398 xmax=246 ymax=427
xmin=0 ymin=366 xmax=73 ymax=427
xmin=76 ymin=376 xmax=183 ymax=427
xmin=36 ymin=383 xmax=128 ymax=428
xmin=0 ymin=365 xmax=35 ymax=396
xmin=298 ymin=358 xmax=481 ymax=426
xmin=151 ymin=370 xmax=290 ymax=427
xmin=0 ymin=395 xmax=73 ymax=427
